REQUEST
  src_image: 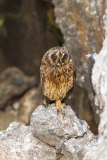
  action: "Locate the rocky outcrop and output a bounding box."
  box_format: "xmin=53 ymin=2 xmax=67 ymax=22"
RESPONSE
xmin=84 ymin=42 xmax=107 ymax=159
xmin=52 ymin=0 xmax=104 ymax=89
xmin=31 ymin=105 xmax=89 ymax=147
xmin=51 ymin=0 xmax=104 ymax=132
xmin=84 ymin=9 xmax=107 ymax=160
xmin=31 ymin=104 xmax=97 ymax=160
xmin=61 ymin=130 xmax=96 ymax=160
xmin=0 ymin=104 xmax=97 ymax=160
xmin=0 ymin=122 xmax=56 ymax=160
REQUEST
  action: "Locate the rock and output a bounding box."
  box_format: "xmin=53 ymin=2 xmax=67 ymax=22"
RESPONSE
xmin=86 ymin=53 xmax=98 ymax=97
xmin=84 ymin=9 xmax=107 ymax=160
xmin=61 ymin=130 xmax=97 ymax=160
xmin=0 ymin=122 xmax=56 ymax=160
xmin=30 ymin=104 xmax=97 ymax=159
xmin=52 ymin=0 xmax=104 ymax=89
xmin=0 ymin=67 xmax=36 ymax=109
xmin=66 ymin=84 xmax=98 ymax=134
xmin=84 ymin=43 xmax=107 ymax=160
xmin=0 ymin=104 xmax=97 ymax=160
xmin=52 ymin=0 xmax=102 ymax=133
xmin=18 ymin=87 xmax=42 ymax=124
xmin=92 ymin=43 xmax=107 ymax=111
xmin=30 ymin=104 xmax=89 ymax=147
xmin=0 ymin=86 xmax=42 ymax=130
xmin=86 ymin=54 xmax=100 ymax=123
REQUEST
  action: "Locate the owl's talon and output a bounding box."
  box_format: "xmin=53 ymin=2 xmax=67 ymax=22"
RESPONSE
xmin=56 ymin=100 xmax=65 ymax=116
xmin=56 ymin=100 xmax=65 ymax=109
xmin=57 ymin=107 xmax=65 ymax=115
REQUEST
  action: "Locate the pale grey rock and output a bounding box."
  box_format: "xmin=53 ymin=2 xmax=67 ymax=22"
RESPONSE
xmin=51 ymin=0 xmax=103 ymax=131
xmin=84 ymin=9 xmax=107 ymax=160
xmin=30 ymin=104 xmax=90 ymax=147
xmin=86 ymin=54 xmax=100 ymax=123
xmin=62 ymin=130 xmax=97 ymax=160
xmin=52 ymin=0 xmax=104 ymax=89
xmin=84 ymin=39 xmax=107 ymax=159
xmin=0 ymin=122 xmax=56 ymax=160
xmin=92 ymin=38 xmax=107 ymax=111
xmin=0 ymin=104 xmax=97 ymax=160
xmin=30 ymin=104 xmax=97 ymax=160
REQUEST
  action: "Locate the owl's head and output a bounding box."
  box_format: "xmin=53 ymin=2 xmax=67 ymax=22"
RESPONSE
xmin=46 ymin=46 xmax=71 ymax=67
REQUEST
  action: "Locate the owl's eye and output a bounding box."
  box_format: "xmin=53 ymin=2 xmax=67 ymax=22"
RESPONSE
xmin=51 ymin=54 xmax=57 ymax=60
xmin=63 ymin=53 xmax=68 ymax=60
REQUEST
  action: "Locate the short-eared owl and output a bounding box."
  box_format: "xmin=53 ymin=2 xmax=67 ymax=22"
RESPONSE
xmin=40 ymin=46 xmax=76 ymax=110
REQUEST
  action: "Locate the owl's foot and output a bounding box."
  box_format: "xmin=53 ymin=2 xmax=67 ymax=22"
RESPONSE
xmin=56 ymin=100 xmax=65 ymax=115
xmin=56 ymin=100 xmax=64 ymax=109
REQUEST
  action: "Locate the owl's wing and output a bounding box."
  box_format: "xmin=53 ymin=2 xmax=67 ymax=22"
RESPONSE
xmin=62 ymin=68 xmax=76 ymax=103
xmin=40 ymin=64 xmax=45 ymax=88
xmin=68 ymin=69 xmax=76 ymax=99
xmin=40 ymin=64 xmax=51 ymax=106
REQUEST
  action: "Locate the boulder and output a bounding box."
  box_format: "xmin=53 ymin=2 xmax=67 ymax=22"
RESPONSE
xmin=30 ymin=104 xmax=89 ymax=147
xmin=0 ymin=122 xmax=56 ymax=160
xmin=0 ymin=104 xmax=97 ymax=160
xmin=0 ymin=67 xmax=36 ymax=108
xmin=18 ymin=87 xmax=42 ymax=124
xmin=84 ymin=9 xmax=107 ymax=160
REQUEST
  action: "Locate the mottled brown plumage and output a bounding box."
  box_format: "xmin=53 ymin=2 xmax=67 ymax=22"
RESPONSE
xmin=40 ymin=46 xmax=76 ymax=110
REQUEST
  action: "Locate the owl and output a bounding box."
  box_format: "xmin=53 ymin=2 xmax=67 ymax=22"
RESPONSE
xmin=40 ymin=46 xmax=76 ymax=111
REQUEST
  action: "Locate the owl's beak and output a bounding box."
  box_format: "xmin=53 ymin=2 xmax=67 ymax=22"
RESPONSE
xmin=59 ymin=59 xmax=62 ymax=65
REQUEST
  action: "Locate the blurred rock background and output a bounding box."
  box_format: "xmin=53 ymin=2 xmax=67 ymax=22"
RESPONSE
xmin=0 ymin=0 xmax=105 ymax=134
